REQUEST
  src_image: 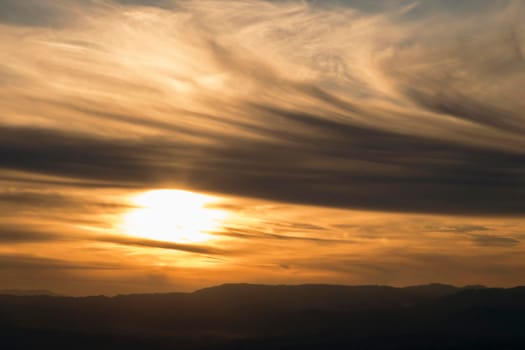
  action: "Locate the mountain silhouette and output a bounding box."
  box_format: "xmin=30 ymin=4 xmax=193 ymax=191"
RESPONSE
xmin=1 ymin=283 xmax=524 ymax=349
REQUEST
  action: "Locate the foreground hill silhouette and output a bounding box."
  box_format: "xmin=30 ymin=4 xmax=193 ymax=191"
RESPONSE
xmin=2 ymin=283 xmax=525 ymax=349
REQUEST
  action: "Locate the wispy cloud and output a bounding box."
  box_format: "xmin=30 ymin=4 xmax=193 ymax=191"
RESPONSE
xmin=1 ymin=0 xmax=525 ymax=294
xmin=0 ymin=253 xmax=120 ymax=270
xmin=1 ymin=0 xmax=524 ymax=214
xmin=470 ymin=234 xmax=520 ymax=247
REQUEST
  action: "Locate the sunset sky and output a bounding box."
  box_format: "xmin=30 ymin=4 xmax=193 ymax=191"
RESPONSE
xmin=1 ymin=0 xmax=524 ymax=296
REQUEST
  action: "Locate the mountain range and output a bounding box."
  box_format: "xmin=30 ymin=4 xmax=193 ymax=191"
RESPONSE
xmin=2 ymin=283 xmax=525 ymax=349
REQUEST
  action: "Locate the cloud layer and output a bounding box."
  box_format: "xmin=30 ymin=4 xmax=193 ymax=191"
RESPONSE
xmin=1 ymin=0 xmax=525 ymax=294
xmin=1 ymin=0 xmax=524 ymax=214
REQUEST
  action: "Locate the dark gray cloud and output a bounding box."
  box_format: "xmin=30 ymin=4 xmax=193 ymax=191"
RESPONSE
xmin=0 ymin=0 xmax=175 ymax=27
xmin=425 ymin=224 xmax=491 ymax=234
xmin=1 ymin=112 xmax=525 ymax=215
xmin=221 ymin=227 xmax=352 ymax=244
xmin=0 ymin=190 xmax=71 ymax=206
xmin=0 ymin=0 xmax=83 ymax=27
xmin=0 ymin=189 xmax=131 ymax=213
xmin=470 ymin=235 xmax=520 ymax=247
xmin=0 ymin=226 xmax=62 ymax=243
xmin=96 ymin=234 xmax=227 ymax=255
xmin=0 ymin=0 xmax=512 ymax=27
xmin=112 ymin=0 xmax=175 ymax=8
xmin=306 ymin=0 xmax=510 ymax=16
xmin=420 ymin=223 xmax=521 ymax=247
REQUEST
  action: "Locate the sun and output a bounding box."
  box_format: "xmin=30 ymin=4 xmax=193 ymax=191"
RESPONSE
xmin=120 ymin=189 xmax=227 ymax=243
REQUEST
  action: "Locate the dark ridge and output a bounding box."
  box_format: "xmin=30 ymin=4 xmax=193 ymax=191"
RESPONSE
xmin=2 ymin=283 xmax=525 ymax=350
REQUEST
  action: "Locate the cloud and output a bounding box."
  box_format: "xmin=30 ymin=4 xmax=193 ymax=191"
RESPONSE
xmin=0 ymin=0 xmax=86 ymax=27
xmin=96 ymin=234 xmax=227 ymax=255
xmin=112 ymin=0 xmax=175 ymax=8
xmin=0 ymin=212 xmax=229 ymax=255
xmin=0 ymin=226 xmax=61 ymax=243
xmin=470 ymin=235 xmax=520 ymax=247
xmin=220 ymin=227 xmax=353 ymax=244
xmin=0 ymin=0 xmax=524 ymax=216
xmin=0 ymin=253 xmax=120 ymax=270
xmin=0 ymin=189 xmax=129 ymax=212
xmin=424 ymin=224 xmax=491 ymax=234
xmin=0 ymin=222 xmax=228 ymax=255
xmin=0 ymin=0 xmax=177 ymax=27
xmin=420 ymin=222 xmax=521 ymax=247
xmin=2 ymin=121 xmax=524 ymax=214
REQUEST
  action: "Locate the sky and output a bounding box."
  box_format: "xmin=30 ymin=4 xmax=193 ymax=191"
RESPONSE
xmin=1 ymin=0 xmax=524 ymax=296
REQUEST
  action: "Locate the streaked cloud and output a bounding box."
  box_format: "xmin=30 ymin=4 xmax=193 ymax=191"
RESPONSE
xmin=1 ymin=0 xmax=524 ymax=214
xmin=1 ymin=0 xmax=524 ymax=294
xmin=0 ymin=253 xmax=120 ymax=270
xmin=470 ymin=234 xmax=520 ymax=247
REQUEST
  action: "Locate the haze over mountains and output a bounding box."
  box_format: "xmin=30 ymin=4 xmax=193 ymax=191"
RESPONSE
xmin=0 ymin=289 xmax=60 ymax=297
xmin=2 ymin=283 xmax=525 ymax=349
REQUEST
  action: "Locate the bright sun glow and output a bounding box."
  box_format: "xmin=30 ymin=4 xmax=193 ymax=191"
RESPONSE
xmin=120 ymin=189 xmax=228 ymax=243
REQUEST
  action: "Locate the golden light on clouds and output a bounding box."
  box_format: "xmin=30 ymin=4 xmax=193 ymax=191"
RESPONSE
xmin=0 ymin=0 xmax=524 ymax=296
xmin=120 ymin=189 xmax=228 ymax=243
